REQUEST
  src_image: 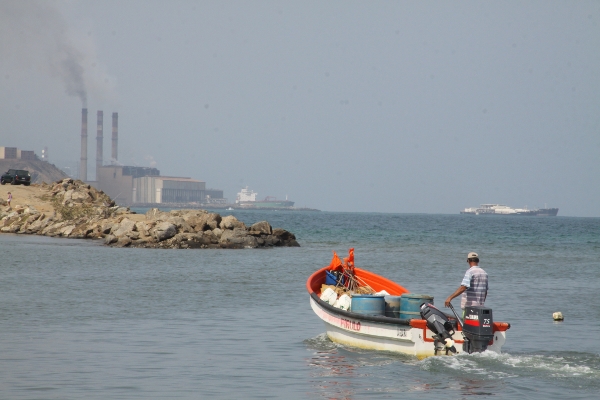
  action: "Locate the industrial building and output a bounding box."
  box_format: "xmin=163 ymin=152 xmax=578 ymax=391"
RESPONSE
xmin=96 ymin=165 xmax=160 ymax=205
xmin=0 ymin=147 xmax=37 ymax=160
xmin=133 ymin=176 xmax=225 ymax=205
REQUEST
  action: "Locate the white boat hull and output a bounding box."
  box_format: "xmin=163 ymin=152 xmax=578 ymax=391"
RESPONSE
xmin=310 ymin=296 xmax=506 ymax=359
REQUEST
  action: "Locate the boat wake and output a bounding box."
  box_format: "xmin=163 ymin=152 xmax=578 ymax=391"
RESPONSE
xmin=419 ymin=350 xmax=600 ymax=387
xmin=304 ymin=334 xmax=600 ymax=396
xmin=303 ymin=333 xmax=338 ymax=352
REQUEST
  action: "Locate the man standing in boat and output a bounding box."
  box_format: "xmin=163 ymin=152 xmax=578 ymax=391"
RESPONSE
xmin=444 ymin=252 xmax=488 ymax=317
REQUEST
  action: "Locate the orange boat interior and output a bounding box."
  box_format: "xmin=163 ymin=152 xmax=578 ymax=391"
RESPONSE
xmin=306 ymin=265 xmax=410 ymax=296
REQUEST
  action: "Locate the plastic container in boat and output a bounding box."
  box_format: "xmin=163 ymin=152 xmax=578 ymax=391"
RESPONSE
xmin=384 ymin=295 xmax=402 ymax=318
xmin=351 ymin=295 xmax=385 ymax=316
xmin=320 ymin=288 xmax=338 ymax=305
xmin=334 ymin=294 xmax=352 ymax=311
xmin=325 ymin=270 xmax=344 ymax=286
xmin=399 ymin=293 xmax=434 ymax=320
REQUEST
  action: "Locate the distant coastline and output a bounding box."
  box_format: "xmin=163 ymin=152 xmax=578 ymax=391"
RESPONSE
xmin=129 ymin=202 xmax=321 ymax=212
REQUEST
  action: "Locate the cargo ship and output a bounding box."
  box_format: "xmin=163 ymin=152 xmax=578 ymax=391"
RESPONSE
xmin=460 ymin=204 xmax=558 ymax=216
xmin=236 ymin=187 xmax=295 ymax=208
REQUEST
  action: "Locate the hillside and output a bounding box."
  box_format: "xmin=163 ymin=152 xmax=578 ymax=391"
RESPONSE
xmin=0 ymin=159 xmax=69 ymax=184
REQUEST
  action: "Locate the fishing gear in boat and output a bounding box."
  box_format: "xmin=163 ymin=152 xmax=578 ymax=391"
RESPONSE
xmin=324 ymin=248 xmax=374 ymax=294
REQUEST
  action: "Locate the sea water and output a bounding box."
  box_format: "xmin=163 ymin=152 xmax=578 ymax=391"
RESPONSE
xmin=0 ymin=212 xmax=598 ymax=399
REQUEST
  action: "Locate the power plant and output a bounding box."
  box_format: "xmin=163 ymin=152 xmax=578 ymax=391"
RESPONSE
xmin=78 ymin=108 xmax=225 ymax=206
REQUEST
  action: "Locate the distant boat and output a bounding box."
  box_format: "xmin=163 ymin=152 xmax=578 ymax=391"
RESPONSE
xmin=226 ymin=207 xmax=234 ymax=211
xmin=236 ymin=186 xmax=295 ymax=208
xmin=460 ymin=204 xmax=558 ymax=216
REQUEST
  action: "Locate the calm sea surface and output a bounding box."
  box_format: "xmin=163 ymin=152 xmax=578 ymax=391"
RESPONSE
xmin=1 ymin=211 xmax=599 ymax=399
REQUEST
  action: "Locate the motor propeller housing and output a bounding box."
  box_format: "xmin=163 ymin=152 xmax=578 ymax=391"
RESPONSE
xmin=419 ymin=303 xmax=458 ymax=354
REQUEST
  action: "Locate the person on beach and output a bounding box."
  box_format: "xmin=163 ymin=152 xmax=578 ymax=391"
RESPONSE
xmin=444 ymin=252 xmax=488 ymax=317
xmin=7 ymin=191 xmax=12 ymax=208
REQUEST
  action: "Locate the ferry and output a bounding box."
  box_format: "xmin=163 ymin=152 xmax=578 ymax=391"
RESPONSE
xmin=460 ymin=204 xmax=558 ymax=216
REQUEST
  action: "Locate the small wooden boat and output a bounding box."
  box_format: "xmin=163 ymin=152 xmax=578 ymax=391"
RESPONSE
xmin=307 ymin=250 xmax=510 ymax=359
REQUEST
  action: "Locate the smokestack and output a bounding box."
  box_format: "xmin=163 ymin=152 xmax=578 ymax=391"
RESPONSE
xmin=80 ymin=108 xmax=88 ymax=181
xmin=96 ymin=110 xmax=103 ymax=181
xmin=112 ymin=112 xmax=118 ymax=163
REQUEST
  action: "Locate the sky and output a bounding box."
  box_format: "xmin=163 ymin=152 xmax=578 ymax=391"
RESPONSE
xmin=1 ymin=0 xmax=599 ymax=216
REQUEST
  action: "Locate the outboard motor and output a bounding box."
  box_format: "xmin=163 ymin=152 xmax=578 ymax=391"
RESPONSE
xmin=419 ymin=303 xmax=458 ymax=355
xmin=461 ymin=306 xmax=494 ymax=353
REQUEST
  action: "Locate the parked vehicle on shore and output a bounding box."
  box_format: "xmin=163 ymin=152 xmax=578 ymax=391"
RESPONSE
xmin=1 ymin=169 xmax=31 ymax=186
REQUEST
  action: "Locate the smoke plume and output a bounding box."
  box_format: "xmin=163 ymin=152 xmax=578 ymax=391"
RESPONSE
xmin=0 ymin=1 xmax=114 ymax=106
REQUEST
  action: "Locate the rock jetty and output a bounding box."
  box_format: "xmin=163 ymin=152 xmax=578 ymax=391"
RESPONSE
xmin=0 ymin=178 xmax=300 ymax=249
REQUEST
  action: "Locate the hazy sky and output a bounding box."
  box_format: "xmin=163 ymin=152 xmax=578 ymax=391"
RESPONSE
xmin=1 ymin=1 xmax=599 ymax=216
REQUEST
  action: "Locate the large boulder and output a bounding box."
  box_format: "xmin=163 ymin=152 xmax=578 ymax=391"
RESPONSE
xmin=219 ymin=215 xmax=246 ymax=230
xmin=42 ymin=222 xmax=66 ymax=236
xmin=60 ymin=224 xmax=76 ymax=237
xmin=219 ymin=228 xmax=258 ymax=248
xmin=263 ymin=235 xmax=281 ymax=246
xmin=200 ymin=230 xmax=219 ymax=245
xmin=135 ymin=221 xmax=154 ymax=237
xmin=182 ymin=212 xmax=210 ymax=232
xmin=100 ymin=221 xmax=114 ymax=234
xmin=71 ymin=190 xmax=90 ymax=203
xmin=249 ymin=221 xmax=272 ymax=235
xmin=62 ymin=189 xmax=74 ymax=204
xmin=23 ymin=214 xmax=48 ymax=233
xmin=272 ymin=228 xmax=300 ymax=247
xmin=154 ymin=222 xmax=177 ymax=242
xmin=104 ymin=234 xmax=117 ymax=245
xmin=166 ymin=216 xmax=193 ymax=233
xmin=116 ymin=237 xmax=132 ymax=247
xmin=205 ymin=213 xmax=222 ymax=230
xmin=1 ymin=223 xmax=20 ymax=233
xmin=112 ymin=218 xmax=137 ymax=237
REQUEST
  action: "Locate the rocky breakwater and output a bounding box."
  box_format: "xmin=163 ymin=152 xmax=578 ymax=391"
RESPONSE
xmin=0 ymin=178 xmax=300 ymax=249
xmin=106 ymin=208 xmax=300 ymax=249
